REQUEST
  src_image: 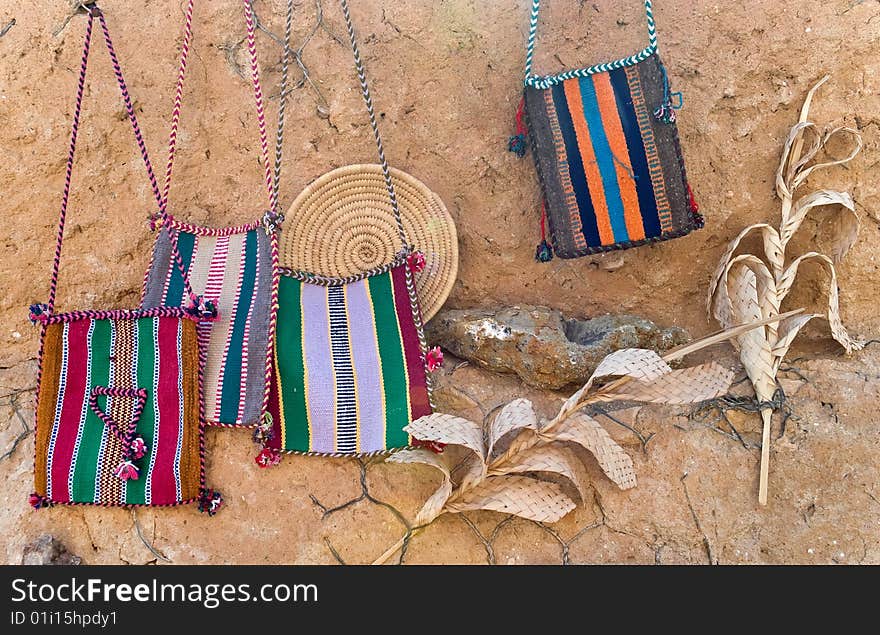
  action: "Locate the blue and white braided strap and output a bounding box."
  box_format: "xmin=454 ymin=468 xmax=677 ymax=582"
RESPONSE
xmin=524 ymin=0 xmax=659 ymax=89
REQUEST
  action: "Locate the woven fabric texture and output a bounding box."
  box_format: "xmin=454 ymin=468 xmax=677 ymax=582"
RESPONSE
xmin=34 ymin=316 xmax=201 ymax=506
xmin=267 ymin=262 xmax=431 ymax=455
xmin=142 ymin=228 xmax=273 ymax=427
xmin=524 ymin=53 xmax=701 ymax=258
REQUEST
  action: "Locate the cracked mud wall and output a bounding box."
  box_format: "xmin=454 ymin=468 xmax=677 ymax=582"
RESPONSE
xmin=2 ymin=0 xmax=879 ymax=564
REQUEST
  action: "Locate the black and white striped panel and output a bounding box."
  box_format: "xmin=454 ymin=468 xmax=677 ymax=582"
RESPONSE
xmin=327 ymin=286 xmax=357 ymax=453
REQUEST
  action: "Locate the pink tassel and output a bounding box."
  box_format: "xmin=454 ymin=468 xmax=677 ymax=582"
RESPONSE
xmin=129 ymin=436 xmax=147 ymax=460
xmin=425 ymin=346 xmax=444 ymax=372
xmin=113 ymin=460 xmax=139 ymax=481
xmin=29 ymin=493 xmax=51 ymax=509
xmin=255 ymin=447 xmax=281 ymax=468
xmin=407 ymin=251 xmax=427 ymax=273
xmin=413 ymin=439 xmax=445 ymax=454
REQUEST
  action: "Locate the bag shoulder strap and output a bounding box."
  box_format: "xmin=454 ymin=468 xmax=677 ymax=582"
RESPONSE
xmin=524 ymin=0 xmax=658 ymax=89
xmin=243 ymin=0 xmax=292 ymax=225
xmin=339 ymin=0 xmax=409 ymax=252
xmin=42 ymin=3 xmax=201 ymax=317
xmin=160 ymin=0 xmax=290 ymax=225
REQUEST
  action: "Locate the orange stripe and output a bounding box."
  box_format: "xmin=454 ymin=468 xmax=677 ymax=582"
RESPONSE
xmin=563 ymin=79 xmax=615 ymax=246
xmin=592 ymin=74 xmax=646 ymax=241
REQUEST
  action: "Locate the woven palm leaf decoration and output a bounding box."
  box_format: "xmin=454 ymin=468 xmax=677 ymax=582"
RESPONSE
xmin=708 ymin=76 xmax=864 ymax=505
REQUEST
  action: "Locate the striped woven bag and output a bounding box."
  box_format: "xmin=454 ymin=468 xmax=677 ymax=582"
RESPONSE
xmin=140 ymin=0 xmax=289 ymax=429
xmin=29 ymin=4 xmax=221 ymax=514
xmin=257 ymin=0 xmax=435 ymax=460
xmin=514 ymin=0 xmax=703 ymax=260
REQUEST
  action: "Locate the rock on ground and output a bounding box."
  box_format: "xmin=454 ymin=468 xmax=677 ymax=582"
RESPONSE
xmin=21 ymin=535 xmax=81 ymax=565
xmin=427 ymin=306 xmax=688 ymax=389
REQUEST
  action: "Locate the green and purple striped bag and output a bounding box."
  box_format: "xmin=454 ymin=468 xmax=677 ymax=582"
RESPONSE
xmin=258 ymin=0 xmax=436 ymax=460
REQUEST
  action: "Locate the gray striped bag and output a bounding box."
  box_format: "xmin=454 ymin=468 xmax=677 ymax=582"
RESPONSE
xmin=141 ymin=0 xmax=290 ymax=428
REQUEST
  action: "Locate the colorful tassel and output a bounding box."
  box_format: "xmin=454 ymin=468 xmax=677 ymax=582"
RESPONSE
xmin=253 ymin=412 xmax=275 ymax=445
xmin=653 ymin=103 xmax=676 ymax=124
xmin=687 ymin=183 xmax=705 ymax=228
xmin=653 ymin=64 xmax=683 ymax=124
xmin=262 ymin=210 xmax=285 ymax=235
xmin=508 ymin=96 xmax=528 ymax=157
xmin=185 ymin=297 xmax=219 ymax=321
xmin=425 ymin=346 xmax=444 ymax=372
xmin=29 ymin=493 xmax=51 ymax=509
xmin=508 ymin=133 xmax=526 ymax=157
xmin=413 ymin=438 xmax=445 ymax=454
xmin=535 ymin=200 xmax=554 ymax=262
xmin=198 ymin=489 xmax=224 ymax=516
xmin=255 ymin=447 xmax=281 ymax=468
xmin=535 ymin=240 xmax=553 ymax=262
xmin=407 ymin=250 xmax=427 ymax=274
xmin=28 ymin=303 xmax=49 ymax=324
xmin=129 ymin=436 xmax=147 ymax=460
xmin=113 ymin=460 xmax=139 ymax=481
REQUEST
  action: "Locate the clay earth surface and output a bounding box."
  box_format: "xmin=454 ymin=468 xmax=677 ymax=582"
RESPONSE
xmin=1 ymin=0 xmax=879 ymax=564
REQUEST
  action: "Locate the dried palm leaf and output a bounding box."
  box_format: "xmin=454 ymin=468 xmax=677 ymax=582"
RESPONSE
xmin=781 ymin=190 xmax=856 ymax=252
xmin=444 ymin=476 xmax=576 ymax=523
xmin=388 ymin=448 xmax=453 ymax=526
xmin=708 ymin=76 xmax=865 ymax=505
xmin=543 ymin=413 xmax=636 ymax=490
xmin=599 ymin=363 xmax=735 ymax=405
xmin=776 ymin=252 xmax=863 ymax=353
xmin=488 ymin=445 xmax=585 ymax=497
xmin=373 ymin=317 xmax=788 ymax=563
xmin=487 ymin=398 xmax=539 ymax=458
xmin=405 ymin=413 xmax=485 ymax=460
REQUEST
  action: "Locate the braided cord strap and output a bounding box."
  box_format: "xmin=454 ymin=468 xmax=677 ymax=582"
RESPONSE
xmin=242 ymin=0 xmax=279 ymax=214
xmin=44 ymin=4 xmax=189 ymax=315
xmin=152 ymin=0 xmax=205 ymax=310
xmin=88 ymin=387 xmax=148 ymax=450
xmin=271 ymin=0 xmax=293 ymax=211
xmin=339 ymin=0 xmax=408 ymax=251
xmin=241 ymin=0 xmax=292 ymax=429
xmin=162 ymin=0 xmax=290 ymax=218
xmin=524 ymin=0 xmax=659 ymax=89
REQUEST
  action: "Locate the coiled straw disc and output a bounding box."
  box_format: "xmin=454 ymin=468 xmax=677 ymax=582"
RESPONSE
xmin=280 ymin=164 xmax=458 ymax=321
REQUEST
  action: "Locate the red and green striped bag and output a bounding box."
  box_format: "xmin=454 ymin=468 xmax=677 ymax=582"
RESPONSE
xmin=29 ymin=5 xmax=220 ymax=514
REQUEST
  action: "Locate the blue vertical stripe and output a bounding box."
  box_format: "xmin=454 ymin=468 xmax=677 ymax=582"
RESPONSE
xmin=577 ymin=77 xmax=630 ymax=242
xmin=163 ymin=230 xmax=195 ymax=305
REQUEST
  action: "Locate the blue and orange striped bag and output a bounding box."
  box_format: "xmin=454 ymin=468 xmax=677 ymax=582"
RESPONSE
xmin=514 ymin=0 xmax=703 ymax=260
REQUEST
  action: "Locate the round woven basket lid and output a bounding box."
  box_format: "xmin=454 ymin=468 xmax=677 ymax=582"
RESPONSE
xmin=280 ymin=164 xmax=458 ymax=321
